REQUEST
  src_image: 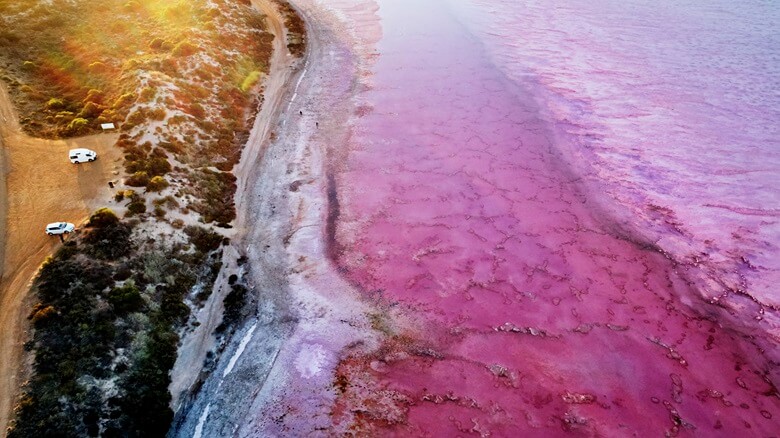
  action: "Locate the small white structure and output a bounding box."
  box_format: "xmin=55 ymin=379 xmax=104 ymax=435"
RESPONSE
xmin=69 ymin=148 xmax=97 ymax=163
xmin=100 ymin=123 xmax=116 ymax=130
xmin=45 ymin=222 xmax=75 ymax=236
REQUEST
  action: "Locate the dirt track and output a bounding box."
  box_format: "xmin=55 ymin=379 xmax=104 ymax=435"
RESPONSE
xmin=0 ymin=84 xmax=122 ymax=436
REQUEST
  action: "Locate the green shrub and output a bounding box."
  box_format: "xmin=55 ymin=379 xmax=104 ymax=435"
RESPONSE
xmin=83 ymin=89 xmax=105 ymax=104
xmin=127 ymin=201 xmax=147 ymax=215
xmin=97 ymin=109 xmax=119 ymax=124
xmin=12 ymin=254 xmax=115 ymax=438
xmin=55 ymin=110 xmax=74 ymax=118
xmin=183 ymin=226 xmax=222 ymax=252
xmin=222 ymin=284 xmax=248 ymax=326
xmin=153 ymin=195 xmax=178 ymax=209
xmin=46 ymin=98 xmax=65 ymax=110
xmin=88 ymin=208 xmax=120 ymax=227
xmin=187 ymin=102 xmax=205 ymax=119
xmin=126 ymin=157 xmax=170 ymax=179
xmin=78 ymin=101 xmax=103 ymax=119
xmin=189 ymin=169 xmax=237 ymax=224
xmin=30 ymin=305 xmax=57 ymax=326
xmin=146 ymin=176 xmax=169 ymax=192
xmin=116 ymin=321 xmax=176 ymax=436
xmin=88 ymin=61 xmax=108 ymax=72
xmin=125 ymin=160 xmax=144 ymax=174
xmin=108 ymin=282 xmax=143 ymax=314
xmin=83 ymin=221 xmax=132 ymax=260
xmin=148 ymin=37 xmax=166 ymax=51
xmin=172 ymin=40 xmax=198 ymax=57
xmin=123 ymin=1 xmax=141 ymax=12
xmin=125 ymin=109 xmax=146 ymax=125
xmin=240 ymin=71 xmax=262 ymax=92
xmin=139 ymin=86 xmax=156 ymax=102
xmin=54 ymin=242 xmax=78 ymax=261
xmin=147 ymin=157 xmax=171 ymax=176
xmin=126 ymin=171 xmax=149 ymax=187
xmin=66 ymin=117 xmax=89 ymax=135
xmin=113 ymin=264 xmax=133 ymax=282
xmin=112 ymin=92 xmax=136 ymax=110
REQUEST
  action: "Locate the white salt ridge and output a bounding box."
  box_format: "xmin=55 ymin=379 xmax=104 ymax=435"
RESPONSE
xmin=192 ymin=405 xmax=210 ymax=438
xmin=222 ymin=321 xmax=258 ymax=378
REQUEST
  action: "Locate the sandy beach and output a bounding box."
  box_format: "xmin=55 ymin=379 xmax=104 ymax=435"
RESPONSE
xmin=0 ymin=83 xmax=122 ymax=436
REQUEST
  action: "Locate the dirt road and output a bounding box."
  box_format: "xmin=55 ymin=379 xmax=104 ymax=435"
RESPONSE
xmin=0 ymin=83 xmax=122 ymax=436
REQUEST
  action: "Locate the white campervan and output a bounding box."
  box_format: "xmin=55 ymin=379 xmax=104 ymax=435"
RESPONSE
xmin=69 ymin=148 xmax=97 ymax=164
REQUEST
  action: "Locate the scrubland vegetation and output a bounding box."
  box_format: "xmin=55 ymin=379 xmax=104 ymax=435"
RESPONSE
xmin=0 ymin=0 xmax=269 ymax=140
xmin=10 ymin=209 xmax=226 ymax=437
xmin=272 ymin=0 xmax=307 ymax=56
xmin=0 ymin=0 xmax=287 ymax=435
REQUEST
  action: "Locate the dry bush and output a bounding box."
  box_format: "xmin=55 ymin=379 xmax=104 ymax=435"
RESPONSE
xmin=126 ymin=171 xmax=150 ymax=187
xmin=66 ymin=117 xmax=89 ymax=135
xmin=126 ymin=200 xmax=147 ymax=216
xmin=139 ymin=87 xmax=157 ymax=103
xmin=146 ymin=176 xmax=169 ymax=192
xmin=172 ymin=41 xmax=198 ymax=57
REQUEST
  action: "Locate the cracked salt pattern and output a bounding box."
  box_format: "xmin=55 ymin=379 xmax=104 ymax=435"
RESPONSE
xmin=453 ymin=0 xmax=780 ymax=316
xmin=326 ymin=0 xmax=780 ymax=435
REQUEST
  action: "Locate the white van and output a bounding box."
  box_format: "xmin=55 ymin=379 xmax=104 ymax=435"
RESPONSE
xmin=69 ymin=148 xmax=97 ymax=164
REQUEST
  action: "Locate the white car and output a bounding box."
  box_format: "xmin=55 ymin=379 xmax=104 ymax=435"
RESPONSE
xmin=45 ymin=222 xmax=75 ymax=235
xmin=69 ymin=148 xmax=97 ymax=164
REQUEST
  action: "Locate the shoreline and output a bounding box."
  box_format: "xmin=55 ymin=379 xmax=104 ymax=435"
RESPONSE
xmin=273 ymin=0 xmax=780 ymax=435
xmin=169 ymin=0 xmax=388 ymax=433
xmin=167 ymin=0 xmax=297 ymax=414
xmin=186 ymin=0 xmax=778 ymax=433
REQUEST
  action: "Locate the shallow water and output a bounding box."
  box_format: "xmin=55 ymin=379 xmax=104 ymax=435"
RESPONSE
xmin=320 ymin=0 xmax=780 ymax=434
xmin=456 ymin=0 xmax=780 ymax=311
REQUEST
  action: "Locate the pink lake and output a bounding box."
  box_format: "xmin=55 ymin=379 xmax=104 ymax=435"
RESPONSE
xmin=326 ymin=0 xmax=780 ymax=435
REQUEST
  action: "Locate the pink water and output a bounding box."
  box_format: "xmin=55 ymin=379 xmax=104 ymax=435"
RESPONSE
xmin=327 ymin=0 xmax=780 ymax=435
